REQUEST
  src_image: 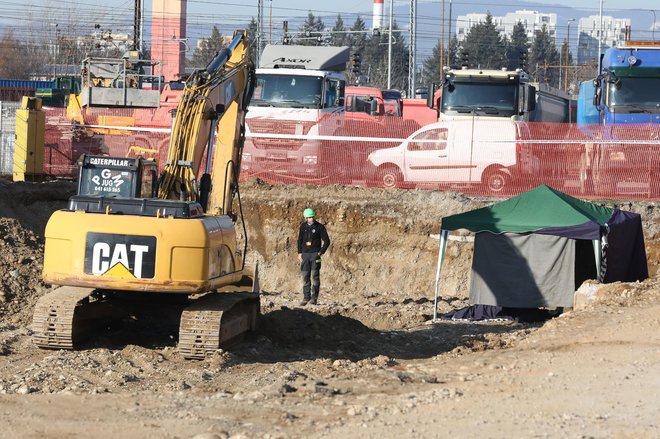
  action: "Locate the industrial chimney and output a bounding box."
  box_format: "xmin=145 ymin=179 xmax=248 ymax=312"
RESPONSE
xmin=151 ymin=0 xmax=187 ymax=83
xmin=372 ymin=0 xmax=383 ymax=30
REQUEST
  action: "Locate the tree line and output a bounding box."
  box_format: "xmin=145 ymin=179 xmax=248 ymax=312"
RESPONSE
xmin=192 ymin=12 xmax=573 ymax=94
xmin=2 ymin=10 xmax=573 ymax=93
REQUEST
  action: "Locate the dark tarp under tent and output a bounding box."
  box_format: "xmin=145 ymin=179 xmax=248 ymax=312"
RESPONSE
xmin=433 ymin=185 xmax=648 ymax=319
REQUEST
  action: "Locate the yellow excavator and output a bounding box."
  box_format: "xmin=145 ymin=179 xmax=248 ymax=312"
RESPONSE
xmin=32 ymin=30 xmax=259 ymax=359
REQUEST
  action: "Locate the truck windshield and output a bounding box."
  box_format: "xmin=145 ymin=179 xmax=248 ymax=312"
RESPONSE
xmin=607 ymin=77 xmax=660 ymax=111
xmin=383 ymin=99 xmax=401 ymax=116
xmin=442 ymin=81 xmax=517 ymax=115
xmin=252 ymin=74 xmax=323 ymax=109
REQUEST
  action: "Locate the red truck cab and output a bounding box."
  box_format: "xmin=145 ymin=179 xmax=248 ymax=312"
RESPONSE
xmin=345 ymin=86 xmax=402 ymax=118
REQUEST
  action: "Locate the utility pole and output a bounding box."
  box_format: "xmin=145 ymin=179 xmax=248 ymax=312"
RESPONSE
xmin=387 ymin=0 xmax=393 ymax=89
xmin=597 ymin=0 xmax=603 ymax=73
xmin=269 ymin=0 xmax=273 ymax=44
xmin=133 ymin=0 xmax=141 ymax=51
xmin=447 ymin=0 xmax=452 ymax=66
xmin=565 ymin=19 xmax=575 ymax=91
xmin=440 ymin=0 xmax=444 ymax=76
xmin=257 ymin=0 xmax=264 ymax=66
xmin=408 ymin=0 xmax=417 ymax=96
xmin=140 ymin=0 xmax=145 ymax=52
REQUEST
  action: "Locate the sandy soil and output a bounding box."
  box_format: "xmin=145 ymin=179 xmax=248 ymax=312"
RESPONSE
xmin=0 ymin=179 xmax=658 ymax=439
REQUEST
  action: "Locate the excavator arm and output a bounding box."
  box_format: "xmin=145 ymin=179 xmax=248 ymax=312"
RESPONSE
xmin=159 ymin=30 xmax=255 ymax=217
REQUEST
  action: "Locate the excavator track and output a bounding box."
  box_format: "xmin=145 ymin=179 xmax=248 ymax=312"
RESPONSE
xmin=31 ymin=286 xmax=95 ymax=350
xmin=179 ymin=292 xmax=260 ymax=359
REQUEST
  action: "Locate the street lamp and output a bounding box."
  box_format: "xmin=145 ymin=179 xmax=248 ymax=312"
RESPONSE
xmin=51 ymin=23 xmax=59 ymax=78
xmin=565 ymin=18 xmax=575 ymax=91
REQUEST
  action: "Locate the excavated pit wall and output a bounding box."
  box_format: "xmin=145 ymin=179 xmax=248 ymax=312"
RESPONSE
xmin=238 ymin=180 xmax=660 ymax=306
xmin=238 ymin=182 xmax=482 ymax=306
xmin=0 ymin=179 xmax=658 ymax=327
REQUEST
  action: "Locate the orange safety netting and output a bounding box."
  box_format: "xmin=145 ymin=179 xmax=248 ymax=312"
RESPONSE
xmin=39 ymin=109 xmax=660 ymax=201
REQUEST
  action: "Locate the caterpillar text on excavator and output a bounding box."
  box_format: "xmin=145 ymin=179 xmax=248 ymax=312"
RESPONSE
xmin=32 ymin=30 xmax=260 ymax=359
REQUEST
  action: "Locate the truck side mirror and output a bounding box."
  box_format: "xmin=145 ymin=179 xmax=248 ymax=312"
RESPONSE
xmin=336 ymin=80 xmax=345 ymax=108
xmin=370 ymin=99 xmax=379 ymax=116
xmin=526 ymin=86 xmax=536 ymax=112
xmin=427 ymin=82 xmax=439 ymax=109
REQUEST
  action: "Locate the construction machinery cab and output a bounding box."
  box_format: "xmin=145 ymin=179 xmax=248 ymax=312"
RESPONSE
xmin=77 ymin=155 xmax=158 ymax=199
xmin=71 ymin=155 xmax=204 ymax=219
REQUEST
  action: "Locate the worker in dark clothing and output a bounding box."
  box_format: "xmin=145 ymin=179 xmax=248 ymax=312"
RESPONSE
xmin=297 ymin=207 xmax=330 ymax=306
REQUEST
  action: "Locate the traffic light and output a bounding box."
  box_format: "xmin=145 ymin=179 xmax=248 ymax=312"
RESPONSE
xmin=460 ymin=51 xmax=469 ymax=68
xmin=351 ymin=52 xmax=361 ymax=75
xmin=519 ymin=51 xmax=528 ymax=70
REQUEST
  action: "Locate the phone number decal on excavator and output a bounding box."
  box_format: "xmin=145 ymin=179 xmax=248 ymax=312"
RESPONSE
xmin=91 ymin=168 xmax=126 ymax=194
xmin=84 ymin=232 xmax=156 ymax=278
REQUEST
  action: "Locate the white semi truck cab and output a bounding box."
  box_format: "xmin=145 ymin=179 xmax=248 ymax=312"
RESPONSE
xmin=429 ymin=66 xmax=570 ymax=123
xmin=242 ymin=44 xmax=349 ymax=178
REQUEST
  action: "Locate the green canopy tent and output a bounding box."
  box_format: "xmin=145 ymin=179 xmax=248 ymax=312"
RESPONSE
xmin=433 ymin=185 xmax=648 ymax=319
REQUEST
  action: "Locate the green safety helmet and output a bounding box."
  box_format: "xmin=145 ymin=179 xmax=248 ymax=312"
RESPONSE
xmin=303 ymin=208 xmax=315 ymax=218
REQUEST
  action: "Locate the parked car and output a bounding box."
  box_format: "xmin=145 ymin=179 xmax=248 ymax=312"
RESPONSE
xmin=366 ymin=119 xmax=527 ymax=194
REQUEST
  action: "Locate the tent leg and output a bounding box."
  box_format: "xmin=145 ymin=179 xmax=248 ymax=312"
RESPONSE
xmin=593 ymin=239 xmax=602 ymax=281
xmin=433 ymin=230 xmax=449 ymax=321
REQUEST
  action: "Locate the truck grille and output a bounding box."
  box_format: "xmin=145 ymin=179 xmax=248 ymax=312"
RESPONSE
xmin=252 ymin=138 xmax=304 ymax=150
xmin=248 ymin=119 xmax=314 ymax=135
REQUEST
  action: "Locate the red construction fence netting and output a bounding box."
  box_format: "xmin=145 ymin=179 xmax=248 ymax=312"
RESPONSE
xmin=24 ymin=108 xmax=660 ymax=200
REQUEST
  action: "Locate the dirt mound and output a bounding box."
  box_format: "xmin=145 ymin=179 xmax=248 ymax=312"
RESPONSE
xmin=0 ymin=218 xmax=49 ymax=326
xmin=590 ymin=274 xmax=660 ymax=307
xmin=0 ymin=181 xmax=73 ymax=327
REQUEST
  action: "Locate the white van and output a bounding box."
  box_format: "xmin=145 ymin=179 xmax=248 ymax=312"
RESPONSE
xmin=366 ymin=119 xmax=530 ymax=194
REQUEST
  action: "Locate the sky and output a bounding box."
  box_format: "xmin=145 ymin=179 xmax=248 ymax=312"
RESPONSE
xmin=230 ymin=0 xmax=655 ymax=14
xmin=182 ymin=0 xmax=658 ymax=44
xmin=0 ymin=0 xmax=656 ymax=60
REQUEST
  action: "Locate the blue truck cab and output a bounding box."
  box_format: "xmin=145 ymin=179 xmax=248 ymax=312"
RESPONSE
xmin=576 ymin=41 xmax=660 ymax=198
xmin=578 ymin=41 xmax=660 ymax=124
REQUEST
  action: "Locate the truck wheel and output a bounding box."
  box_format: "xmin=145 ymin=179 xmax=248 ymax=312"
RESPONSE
xmin=379 ymin=166 xmax=403 ymax=188
xmin=483 ymin=168 xmax=509 ymax=195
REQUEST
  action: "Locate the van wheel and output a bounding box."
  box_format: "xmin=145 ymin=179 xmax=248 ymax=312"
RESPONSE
xmin=483 ymin=168 xmax=509 ymax=195
xmin=379 ymin=166 xmax=403 ymax=188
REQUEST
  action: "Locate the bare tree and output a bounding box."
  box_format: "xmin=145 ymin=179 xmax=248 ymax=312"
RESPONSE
xmin=0 ymin=31 xmax=39 ymax=78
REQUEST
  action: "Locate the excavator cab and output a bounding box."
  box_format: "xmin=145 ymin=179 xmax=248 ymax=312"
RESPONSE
xmin=77 ymin=155 xmax=158 ymax=198
xmin=69 ymin=155 xmax=204 ymax=219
